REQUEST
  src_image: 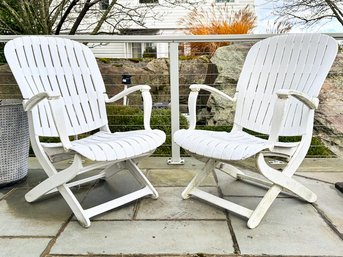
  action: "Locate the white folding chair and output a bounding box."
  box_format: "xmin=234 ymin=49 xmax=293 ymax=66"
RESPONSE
xmin=5 ymin=36 xmax=166 ymax=227
xmin=174 ymin=34 xmax=337 ymax=228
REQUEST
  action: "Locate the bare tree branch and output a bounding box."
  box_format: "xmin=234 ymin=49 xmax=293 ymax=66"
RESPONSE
xmin=270 ymin=0 xmax=343 ymax=27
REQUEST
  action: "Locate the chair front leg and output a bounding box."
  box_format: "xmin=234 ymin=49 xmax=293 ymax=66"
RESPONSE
xmin=58 ymin=184 xmax=91 ymax=228
xmin=182 ymin=159 xmax=216 ymax=199
xmin=25 ymin=155 xmax=82 ymax=202
xmin=247 ymin=184 xmax=283 ymax=228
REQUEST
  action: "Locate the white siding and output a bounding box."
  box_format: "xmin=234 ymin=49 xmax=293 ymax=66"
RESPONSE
xmin=89 ymin=42 xmax=129 ymax=58
xmin=106 ymin=0 xmax=255 ymax=30
xmin=52 ymin=0 xmax=255 ymax=33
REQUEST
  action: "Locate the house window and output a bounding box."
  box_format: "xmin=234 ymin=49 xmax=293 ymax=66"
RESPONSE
xmin=132 ymin=43 xmax=142 ymax=58
xmin=100 ymin=0 xmax=109 ymax=10
xmin=216 ymin=0 xmax=235 ymax=3
xmin=131 ymin=43 xmax=157 ymax=58
xmin=139 ymin=0 xmax=159 ymax=4
xmin=143 ymin=43 xmax=157 ymax=58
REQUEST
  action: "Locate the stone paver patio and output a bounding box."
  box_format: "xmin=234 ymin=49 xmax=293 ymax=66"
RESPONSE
xmin=0 ymin=157 xmax=342 ymax=257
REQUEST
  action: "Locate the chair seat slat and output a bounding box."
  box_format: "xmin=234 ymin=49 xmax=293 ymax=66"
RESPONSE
xmin=70 ymin=130 xmax=165 ymax=162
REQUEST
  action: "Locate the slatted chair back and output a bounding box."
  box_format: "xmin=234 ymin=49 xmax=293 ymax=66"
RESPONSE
xmin=234 ymin=33 xmax=337 ymax=136
xmin=5 ymin=36 xmax=108 ymax=137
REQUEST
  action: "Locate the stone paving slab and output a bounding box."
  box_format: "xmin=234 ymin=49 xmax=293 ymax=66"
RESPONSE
xmin=228 ymin=197 xmax=343 ymax=256
xmin=215 ymin=168 xmax=294 ymax=198
xmin=147 ymin=168 xmax=216 ymax=187
xmin=50 ymin=220 xmax=234 ymax=255
xmin=82 ymin=170 xmax=141 ymax=208
xmin=14 ymin=169 xmax=47 ymax=188
xmin=300 ymin=177 xmax=343 ymax=235
xmin=0 ymin=238 xmax=51 ymax=257
xmin=216 ymin=168 xmax=270 ymax=197
xmin=231 ymin=157 xmax=343 ymax=173
xmin=299 ymin=158 xmax=343 ymax=172
xmin=92 ymin=203 xmax=136 ymax=220
xmin=0 ymin=188 xmax=86 ymax=236
xmin=0 ymin=187 xmax=13 ymax=200
xmin=297 ymin=171 xmax=343 ymax=184
xmin=80 ymin=170 xmax=141 ymax=220
xmin=136 ymin=187 xmax=226 ymax=220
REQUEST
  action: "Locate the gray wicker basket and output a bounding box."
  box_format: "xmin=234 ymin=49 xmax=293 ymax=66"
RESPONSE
xmin=0 ymin=99 xmax=29 ymax=187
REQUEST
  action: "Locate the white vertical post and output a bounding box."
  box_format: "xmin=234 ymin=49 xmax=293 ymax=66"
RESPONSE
xmin=168 ymin=42 xmax=184 ymax=164
xmin=123 ymin=85 xmax=127 ymax=105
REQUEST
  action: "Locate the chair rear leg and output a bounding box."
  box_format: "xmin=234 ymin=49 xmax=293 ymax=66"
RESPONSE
xmin=217 ymin=162 xmax=246 ymax=179
xmin=257 ymin=154 xmax=317 ymax=202
xmin=247 ymin=153 xmax=317 ymax=229
xmin=126 ymin=159 xmax=159 ymax=199
xmin=182 ymin=159 xmax=216 ymax=199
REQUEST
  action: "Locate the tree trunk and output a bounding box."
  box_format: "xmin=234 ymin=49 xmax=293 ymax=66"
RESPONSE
xmin=325 ymin=0 xmax=343 ymax=26
xmin=69 ymin=0 xmax=101 ymax=35
xmin=55 ymin=0 xmax=79 ymax=35
xmin=91 ymin=0 xmax=117 ymax=35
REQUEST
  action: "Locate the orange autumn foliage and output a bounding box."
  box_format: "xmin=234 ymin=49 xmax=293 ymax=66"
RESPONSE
xmin=179 ymin=4 xmax=256 ymax=55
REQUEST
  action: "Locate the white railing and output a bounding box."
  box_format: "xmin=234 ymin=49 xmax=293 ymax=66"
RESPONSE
xmin=1 ymin=33 xmax=343 ymax=163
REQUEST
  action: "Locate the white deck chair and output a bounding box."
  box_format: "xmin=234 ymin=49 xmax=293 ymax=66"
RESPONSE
xmin=4 ymin=36 xmax=166 ymax=227
xmin=174 ymin=34 xmax=337 ymax=228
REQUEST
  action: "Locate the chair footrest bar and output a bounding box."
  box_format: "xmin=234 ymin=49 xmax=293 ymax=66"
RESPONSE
xmin=46 ymin=172 xmax=106 ymax=195
xmin=237 ymin=173 xmax=272 ymax=187
xmin=237 ymin=173 xmax=298 ymax=198
xmin=191 ymin=188 xmax=253 ymax=218
xmin=84 ymin=186 xmax=153 ymax=219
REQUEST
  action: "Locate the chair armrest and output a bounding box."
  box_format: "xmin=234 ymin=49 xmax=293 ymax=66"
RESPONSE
xmin=23 ymin=92 xmax=60 ymax=111
xmin=268 ymin=89 xmax=318 ymax=145
xmin=23 ymin=92 xmax=72 ymax=150
xmin=105 ymin=85 xmax=152 ymax=130
xmin=276 ymin=89 xmax=319 ymax=109
xmin=188 ymin=84 xmax=237 ymax=129
xmin=190 ymin=84 xmax=236 ymax=102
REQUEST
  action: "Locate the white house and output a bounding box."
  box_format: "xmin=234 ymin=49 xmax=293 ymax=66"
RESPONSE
xmin=65 ymin=0 xmax=255 ymax=58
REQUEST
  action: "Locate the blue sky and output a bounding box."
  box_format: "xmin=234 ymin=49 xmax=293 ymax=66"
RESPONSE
xmin=254 ymin=0 xmax=343 ymax=33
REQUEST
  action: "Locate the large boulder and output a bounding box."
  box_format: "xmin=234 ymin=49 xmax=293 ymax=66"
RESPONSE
xmin=201 ymin=43 xmax=251 ymax=125
xmin=97 ymin=57 xmax=211 ymax=112
xmin=315 ymin=51 xmax=343 ymax=157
